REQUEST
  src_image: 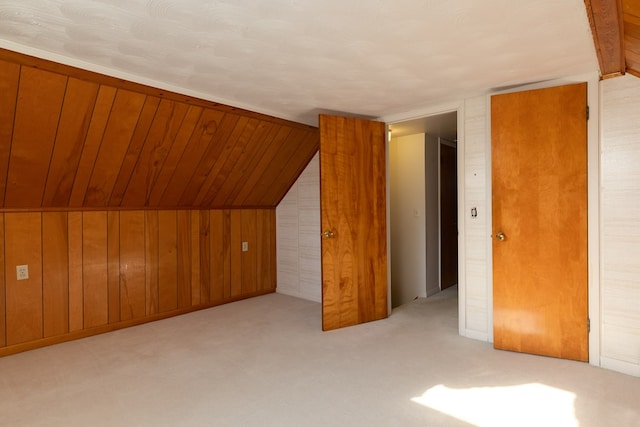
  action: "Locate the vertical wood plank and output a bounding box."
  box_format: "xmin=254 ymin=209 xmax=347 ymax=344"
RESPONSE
xmin=147 ymin=106 xmax=205 ymax=207
xmin=223 ymin=210 xmax=232 ymax=299
xmin=69 ymin=86 xmax=117 ymax=206
xmin=42 ymin=77 xmax=100 ymax=207
xmin=191 ymin=210 xmax=201 ymax=306
xmin=269 ymin=209 xmax=277 ymax=290
xmin=241 ymin=210 xmax=258 ymax=295
xmin=5 ymin=67 xmax=67 ymax=207
xmin=176 ymin=211 xmax=192 ymax=308
xmin=107 ymin=211 xmax=120 ymax=323
xmin=42 ymin=211 xmax=69 ymax=337
xmin=68 ymin=212 xmax=83 ymax=331
xmin=0 ymin=60 xmax=20 ymax=205
xmin=5 ymin=213 xmax=43 ymax=345
xmin=108 ymin=96 xmax=161 ymax=206
xmin=158 ymin=210 xmax=177 ymax=313
xmin=0 ymin=214 xmax=5 ymax=347
xmin=157 ymin=109 xmax=227 ymax=207
xmin=120 ymin=100 xmax=190 ymax=207
xmin=230 ymin=210 xmax=242 ymax=297
xmin=199 ymin=210 xmax=211 ymax=303
xmin=210 ymin=210 xmax=225 ymax=302
xmin=145 ymin=211 xmax=159 ymax=315
xmin=83 ymin=211 xmax=108 ymax=328
xmin=83 ymin=89 xmax=146 ymax=206
xmin=119 ymin=211 xmax=146 ymax=320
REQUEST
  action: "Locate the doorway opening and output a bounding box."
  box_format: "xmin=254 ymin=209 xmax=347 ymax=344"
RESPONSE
xmin=389 ymin=111 xmax=458 ymax=308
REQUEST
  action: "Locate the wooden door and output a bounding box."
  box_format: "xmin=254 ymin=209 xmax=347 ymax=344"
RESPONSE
xmin=491 ymin=83 xmax=588 ymax=361
xmin=440 ymin=143 xmax=458 ymax=289
xmin=319 ymin=114 xmax=388 ymax=331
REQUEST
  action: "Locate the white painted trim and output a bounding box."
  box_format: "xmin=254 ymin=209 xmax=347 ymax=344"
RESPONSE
xmin=485 ymin=95 xmax=495 ymax=343
xmin=386 ymin=124 xmax=393 ymax=316
xmin=456 ymin=105 xmax=467 ymax=338
xmin=381 ymin=101 xmax=463 ymax=125
xmin=461 ymin=329 xmax=488 ymax=342
xmin=600 ymin=357 xmax=640 ymax=377
xmin=0 ymin=40 xmax=316 ymax=127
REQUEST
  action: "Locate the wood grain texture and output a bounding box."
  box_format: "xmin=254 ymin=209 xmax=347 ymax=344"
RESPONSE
xmin=241 ymin=210 xmax=258 ymax=294
xmin=5 ymin=67 xmax=66 ymax=207
xmin=319 ymin=115 xmax=388 ymax=331
xmin=42 ymin=78 xmax=100 ymax=207
xmin=119 ymin=211 xmax=146 ymax=320
xmin=145 ymin=211 xmax=159 ymax=315
xmin=0 ymin=60 xmax=20 ymax=204
xmin=107 ymin=211 xmax=121 ymax=323
xmin=158 ymin=210 xmax=178 ymax=312
xmin=68 ymin=212 xmax=83 ymax=331
xmin=623 ymin=0 xmax=640 ymax=77
xmin=0 ymin=214 xmax=5 ymax=347
xmin=230 ymin=210 xmax=243 ymax=297
xmin=42 ymin=212 xmax=69 ymax=337
xmin=82 ymin=211 xmax=109 ymax=328
xmin=5 ymin=213 xmax=43 ymax=345
xmin=199 ymin=210 xmax=211 ymax=303
xmin=210 ymin=210 xmax=229 ymax=301
xmin=176 ymin=210 xmax=192 ymax=307
xmin=0 ymin=50 xmax=318 ymax=210
xmin=491 ymin=83 xmax=588 ymax=362
xmin=190 ymin=210 xmax=201 ymax=306
xmin=584 ymin=0 xmax=625 ymax=77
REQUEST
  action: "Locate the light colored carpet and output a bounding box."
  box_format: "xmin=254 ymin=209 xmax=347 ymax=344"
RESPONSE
xmin=0 ymin=287 xmax=638 ymax=426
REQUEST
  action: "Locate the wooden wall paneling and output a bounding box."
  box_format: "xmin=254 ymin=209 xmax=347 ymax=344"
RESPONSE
xmin=220 ymin=123 xmax=281 ymax=206
xmin=241 ymin=210 xmax=258 ymax=294
xmin=244 ymin=128 xmax=317 ymax=206
xmin=119 ymin=211 xmax=146 ymax=320
xmin=82 ymin=211 xmax=109 ymax=328
xmin=83 ymin=89 xmax=147 ymax=206
xmin=42 ymin=212 xmax=69 ymax=337
xmin=177 ymin=114 xmax=241 ymax=206
xmin=108 ymin=96 xmax=161 ymax=206
xmin=155 ymin=109 xmax=226 ymax=207
xmin=146 ymin=105 xmax=204 ymax=207
xmin=230 ymin=210 xmax=243 ymax=297
xmin=190 ymin=210 xmax=201 ymax=306
xmin=0 ymin=214 xmax=5 ymax=347
xmin=258 ymin=131 xmax=320 ymax=206
xmin=199 ymin=118 xmax=264 ymax=206
xmin=5 ymin=213 xmax=43 ymax=345
xmin=158 ymin=210 xmax=178 ymax=312
xmin=107 ymin=211 xmax=121 ymax=323
xmin=269 ymin=209 xmax=277 ymax=290
xmin=209 ymin=210 xmax=226 ymax=301
xmin=68 ymin=86 xmax=118 ymax=206
xmin=199 ymin=210 xmax=211 ymax=304
xmin=232 ymin=126 xmax=292 ymax=205
xmin=5 ymin=67 xmax=67 ymax=208
xmin=0 ymin=60 xmax=20 ymax=204
xmin=193 ymin=117 xmax=257 ymax=206
xmin=67 ymin=212 xmax=83 ymax=331
xmin=121 ymin=99 xmax=189 ymax=207
xmin=145 ymin=211 xmax=159 ymax=315
xmin=42 ymin=78 xmax=100 ymax=207
xmin=256 ymin=209 xmax=274 ymax=291
xmin=176 ymin=210 xmax=192 ymax=308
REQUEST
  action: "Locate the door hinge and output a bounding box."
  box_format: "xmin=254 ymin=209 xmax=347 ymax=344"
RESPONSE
xmin=587 ymin=317 xmax=591 ymax=333
xmin=586 ymin=105 xmax=590 ymax=121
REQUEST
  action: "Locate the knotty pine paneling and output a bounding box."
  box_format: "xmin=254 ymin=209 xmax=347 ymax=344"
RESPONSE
xmin=0 ymin=49 xmax=318 ymax=211
xmin=0 ymin=209 xmax=276 ymax=356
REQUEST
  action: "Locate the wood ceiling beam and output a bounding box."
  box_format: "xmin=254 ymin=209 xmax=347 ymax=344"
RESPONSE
xmin=584 ymin=0 xmax=626 ymax=78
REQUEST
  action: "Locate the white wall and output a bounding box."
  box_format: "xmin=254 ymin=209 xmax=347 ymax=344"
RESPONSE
xmin=425 ymin=135 xmax=440 ymax=296
xmin=275 ymin=153 xmax=321 ymax=303
xmin=599 ymin=75 xmax=640 ymax=376
xmin=390 ymin=134 xmax=427 ymax=307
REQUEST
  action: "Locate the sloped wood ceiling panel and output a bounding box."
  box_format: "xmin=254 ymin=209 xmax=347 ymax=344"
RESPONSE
xmin=0 ymin=49 xmax=319 ymax=210
xmin=623 ymin=0 xmax=640 ymax=77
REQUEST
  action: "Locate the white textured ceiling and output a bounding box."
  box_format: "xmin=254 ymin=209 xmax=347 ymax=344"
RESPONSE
xmin=0 ymin=0 xmax=598 ymax=126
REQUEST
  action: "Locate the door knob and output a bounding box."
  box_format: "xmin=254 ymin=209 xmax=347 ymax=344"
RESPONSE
xmin=321 ymin=230 xmax=335 ymax=239
xmin=495 ymin=232 xmax=506 ymax=241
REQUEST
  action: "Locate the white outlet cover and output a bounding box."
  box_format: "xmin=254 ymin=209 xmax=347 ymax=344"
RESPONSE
xmin=16 ymin=265 xmax=29 ymax=280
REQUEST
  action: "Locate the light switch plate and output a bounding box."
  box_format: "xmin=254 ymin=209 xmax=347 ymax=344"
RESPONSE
xmin=242 ymin=242 xmax=249 ymax=252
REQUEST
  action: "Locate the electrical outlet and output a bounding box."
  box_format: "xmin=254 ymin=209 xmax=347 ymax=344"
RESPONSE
xmin=16 ymin=265 xmax=29 ymax=280
xmin=242 ymin=241 xmax=249 ymax=252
